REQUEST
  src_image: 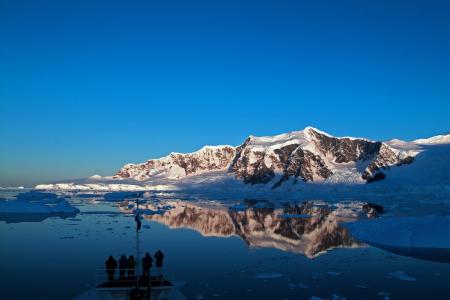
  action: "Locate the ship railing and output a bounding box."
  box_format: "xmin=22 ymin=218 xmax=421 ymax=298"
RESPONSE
xmin=93 ymin=267 xmax=174 ymax=286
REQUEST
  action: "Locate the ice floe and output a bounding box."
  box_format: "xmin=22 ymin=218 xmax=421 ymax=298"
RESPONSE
xmin=103 ymin=192 xmax=143 ymax=202
xmin=344 ymin=215 xmax=450 ymax=262
xmin=16 ymin=191 xmax=58 ymax=201
xmin=387 ymin=271 xmax=416 ymax=281
xmin=326 ymin=271 xmax=342 ymax=277
xmin=0 ymin=192 xmax=79 ymax=223
xmin=356 ymin=285 xmax=367 ymax=289
xmin=0 ymin=198 xmax=79 ymax=214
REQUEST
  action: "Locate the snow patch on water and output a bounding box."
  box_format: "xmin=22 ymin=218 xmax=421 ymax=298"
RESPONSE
xmin=388 ymin=271 xmax=416 ymax=282
xmin=326 ymin=271 xmax=342 ymax=277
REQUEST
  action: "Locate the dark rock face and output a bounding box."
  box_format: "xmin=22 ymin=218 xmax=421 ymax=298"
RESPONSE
xmin=171 ymin=146 xmax=235 ymax=175
xmin=309 ymin=129 xmax=383 ymax=163
xmin=362 ymin=202 xmax=384 ymax=217
xmin=272 ymin=148 xmax=333 ymax=188
xmin=366 ymin=172 xmax=386 ymax=183
xmin=231 ymin=139 xmax=335 ymax=187
xmin=231 ymin=148 xmax=275 ymax=184
xmin=361 ymin=143 xmax=414 ymax=182
xmin=398 ymin=156 xmax=415 ymax=166
xmin=283 ymin=149 xmax=332 ymax=182
xmin=232 ymin=143 xmax=332 ymax=185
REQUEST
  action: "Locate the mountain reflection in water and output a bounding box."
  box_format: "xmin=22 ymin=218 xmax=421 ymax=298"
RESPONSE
xmin=125 ymin=200 xmax=372 ymax=258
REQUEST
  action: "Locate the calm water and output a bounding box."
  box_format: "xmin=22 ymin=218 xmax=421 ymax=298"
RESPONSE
xmin=1 ymin=191 xmax=450 ymax=300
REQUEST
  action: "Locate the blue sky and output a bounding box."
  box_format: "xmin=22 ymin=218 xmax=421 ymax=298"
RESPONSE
xmin=1 ymin=0 xmax=449 ymax=186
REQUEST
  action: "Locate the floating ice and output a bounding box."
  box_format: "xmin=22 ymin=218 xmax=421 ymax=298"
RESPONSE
xmin=103 ymin=192 xmax=143 ymax=202
xmin=345 ymin=216 xmax=450 ymax=248
xmin=377 ymin=291 xmax=392 ymax=296
xmin=254 ymin=272 xmax=283 ymax=279
xmin=0 ymin=196 xmax=80 ymax=223
xmin=15 ymin=191 xmax=58 ymax=201
xmin=326 ymin=271 xmax=342 ymax=277
xmin=356 ymin=285 xmax=367 ymax=289
xmin=0 ymin=199 xmax=79 ymax=214
xmin=387 ymin=271 xmax=416 ymax=282
xmin=76 ymin=193 xmax=101 ymax=198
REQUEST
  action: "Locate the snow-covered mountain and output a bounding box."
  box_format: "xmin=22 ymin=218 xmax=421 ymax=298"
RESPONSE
xmin=114 ymin=127 xmax=416 ymax=187
xmin=35 ymin=126 xmax=450 ymax=194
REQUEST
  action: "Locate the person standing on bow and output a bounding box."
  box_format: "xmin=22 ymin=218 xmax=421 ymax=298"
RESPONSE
xmin=127 ymin=255 xmax=136 ymax=277
xmin=105 ymin=255 xmax=117 ymax=281
xmin=118 ymin=254 xmax=128 ymax=279
xmin=142 ymin=252 xmax=153 ymax=278
xmin=154 ymin=250 xmax=165 ymax=282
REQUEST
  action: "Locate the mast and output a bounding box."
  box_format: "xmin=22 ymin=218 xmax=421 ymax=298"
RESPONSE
xmin=135 ymin=196 xmax=140 ymax=289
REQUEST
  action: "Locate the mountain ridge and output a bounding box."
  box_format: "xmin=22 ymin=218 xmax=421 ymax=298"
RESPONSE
xmin=114 ymin=126 xmax=425 ymax=187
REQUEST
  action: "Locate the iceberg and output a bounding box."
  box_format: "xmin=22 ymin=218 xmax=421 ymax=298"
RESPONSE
xmin=387 ymin=271 xmax=416 ymax=282
xmin=345 ymin=216 xmax=450 ymax=263
xmin=0 ymin=192 xmax=80 ymax=223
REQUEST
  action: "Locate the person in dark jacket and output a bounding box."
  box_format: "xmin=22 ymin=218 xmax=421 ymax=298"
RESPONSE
xmin=142 ymin=252 xmax=153 ymax=278
xmin=119 ymin=254 xmax=127 ymax=279
xmin=154 ymin=250 xmax=164 ymax=268
xmin=127 ymin=255 xmax=136 ymax=277
xmin=154 ymin=250 xmax=164 ymax=282
xmin=105 ymin=255 xmax=117 ymax=281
